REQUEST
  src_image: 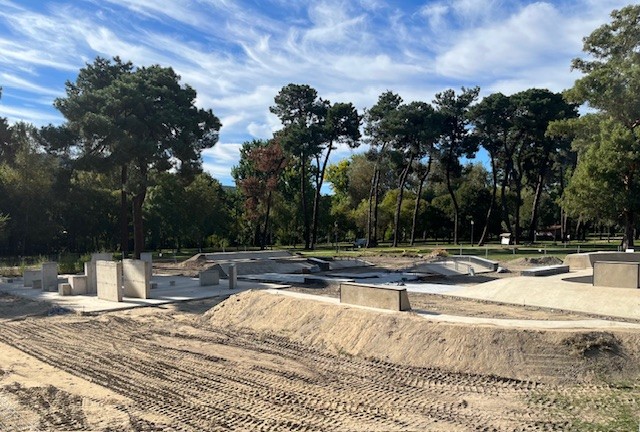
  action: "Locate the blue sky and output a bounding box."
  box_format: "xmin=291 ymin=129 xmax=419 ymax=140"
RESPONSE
xmin=0 ymin=0 xmax=630 ymax=186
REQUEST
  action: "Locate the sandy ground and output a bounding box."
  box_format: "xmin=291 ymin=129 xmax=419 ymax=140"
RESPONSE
xmin=0 ymin=256 xmax=639 ymax=431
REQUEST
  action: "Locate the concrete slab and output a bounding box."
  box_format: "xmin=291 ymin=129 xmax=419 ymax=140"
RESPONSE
xmin=446 ymin=269 xmax=640 ymax=320
xmin=41 ymin=262 xmax=58 ymax=292
xmin=122 ymin=259 xmax=151 ymax=299
xmin=96 ymin=261 xmax=122 ymax=302
xmin=0 ymin=276 xmax=288 ymax=313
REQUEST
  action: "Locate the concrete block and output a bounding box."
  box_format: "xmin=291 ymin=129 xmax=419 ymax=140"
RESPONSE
xmin=199 ymin=270 xmax=220 ymax=286
xmin=58 ymin=283 xmax=71 ymax=296
xmin=32 ymin=279 xmax=42 ymax=290
xmin=228 ymin=264 xmax=237 ymax=290
xmin=0 ymin=277 xmax=15 ymax=283
xmin=122 ymin=259 xmax=150 ymax=299
xmin=340 ymin=282 xmax=411 ymax=311
xmin=41 ymin=262 xmax=58 ymax=292
xmin=58 ymin=283 xmax=72 ymax=296
xmin=96 ymin=260 xmax=122 ymax=302
xmin=593 ymin=261 xmax=640 ymax=289
xmin=23 ymin=270 xmax=40 ymax=287
xmin=68 ymin=275 xmax=88 ymax=295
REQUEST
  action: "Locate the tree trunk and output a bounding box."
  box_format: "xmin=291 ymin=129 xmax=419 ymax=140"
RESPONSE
xmin=624 ymin=210 xmax=635 ymax=250
xmin=392 ymin=156 xmax=413 ymax=247
xmin=366 ymin=167 xmax=378 ymax=247
xmin=120 ymin=164 xmax=129 ymax=258
xmin=410 ymin=157 xmax=432 ymax=246
xmin=478 ymin=154 xmax=498 ymax=246
xmin=311 ymin=144 xmax=334 ymax=250
xmin=445 ymin=164 xmax=460 ymax=244
xmin=513 ymin=175 xmax=522 ymax=245
xmin=132 ymin=188 xmax=146 ymax=259
xmin=528 ymin=172 xmax=545 ymax=242
xmin=299 ymin=155 xmax=310 ymax=249
xmin=261 ymin=190 xmax=273 ymax=250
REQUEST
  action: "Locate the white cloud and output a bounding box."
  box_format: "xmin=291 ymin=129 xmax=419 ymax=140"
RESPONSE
xmin=0 ymin=73 xmax=63 ymax=98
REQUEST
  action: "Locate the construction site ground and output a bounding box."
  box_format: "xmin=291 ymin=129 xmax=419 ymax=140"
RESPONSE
xmin=0 ymin=255 xmax=639 ymax=431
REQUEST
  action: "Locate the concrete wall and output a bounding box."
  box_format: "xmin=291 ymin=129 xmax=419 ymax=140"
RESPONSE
xmin=122 ymin=259 xmax=150 ymax=299
xmin=593 ymin=261 xmax=640 ymax=289
xmin=340 ymin=282 xmax=411 ymax=311
xmin=96 ymin=260 xmax=122 ymax=302
xmin=41 ymin=262 xmax=58 ymax=292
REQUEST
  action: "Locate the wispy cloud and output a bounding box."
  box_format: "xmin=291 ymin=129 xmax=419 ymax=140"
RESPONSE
xmin=0 ymin=0 xmax=632 ymax=184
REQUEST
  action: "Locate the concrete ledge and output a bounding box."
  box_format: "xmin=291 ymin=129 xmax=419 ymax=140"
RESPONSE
xmin=564 ymin=251 xmax=640 ymax=270
xmin=594 ymin=261 xmax=640 ymax=289
xmin=340 ymin=282 xmax=411 ymax=311
xmin=520 ymin=265 xmax=570 ymax=277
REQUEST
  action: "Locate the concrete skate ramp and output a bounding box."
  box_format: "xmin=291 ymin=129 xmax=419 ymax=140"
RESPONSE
xmin=216 ymin=258 xmax=317 ymax=277
xmin=204 ymin=250 xmax=292 ymax=261
xmin=407 ymin=262 xmax=467 ymax=276
xmin=447 ymin=270 xmax=640 ymax=320
xmin=564 ymin=251 xmax=640 ymax=270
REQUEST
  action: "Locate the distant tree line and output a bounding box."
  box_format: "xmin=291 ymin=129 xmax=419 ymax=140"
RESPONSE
xmin=0 ymin=5 xmax=638 ymax=255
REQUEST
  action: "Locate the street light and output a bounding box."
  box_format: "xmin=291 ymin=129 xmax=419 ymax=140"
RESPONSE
xmin=470 ymin=220 xmax=475 ymax=247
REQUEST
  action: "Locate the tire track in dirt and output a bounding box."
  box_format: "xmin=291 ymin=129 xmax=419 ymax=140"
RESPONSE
xmin=0 ymin=316 xmax=575 ymax=431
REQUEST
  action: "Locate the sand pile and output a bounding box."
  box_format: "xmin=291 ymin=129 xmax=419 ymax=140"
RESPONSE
xmin=205 ymin=291 xmax=640 ymax=384
xmin=509 ymin=256 xmax=564 ymax=266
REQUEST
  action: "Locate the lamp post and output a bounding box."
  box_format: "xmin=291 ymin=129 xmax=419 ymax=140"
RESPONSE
xmin=334 ymin=221 xmax=339 ymax=253
xmin=470 ymin=220 xmax=474 ymax=247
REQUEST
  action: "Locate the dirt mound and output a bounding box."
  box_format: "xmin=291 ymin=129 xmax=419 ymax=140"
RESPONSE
xmin=205 ymin=291 xmax=640 ymax=384
xmin=509 ymin=256 xmax=563 ymax=266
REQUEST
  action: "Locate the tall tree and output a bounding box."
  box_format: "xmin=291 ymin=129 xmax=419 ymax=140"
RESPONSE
xmin=270 ymin=84 xmax=325 ymax=249
xmin=55 ymin=57 xmax=221 ymax=258
xmin=386 ymin=101 xmax=442 ymax=247
xmin=563 ymin=5 xmax=640 ymax=249
xmin=511 ymin=89 xmax=577 ymax=242
xmin=434 ymin=87 xmax=480 ymax=244
xmin=469 ymin=92 xmax=512 ymax=245
xmin=363 ymin=91 xmax=403 ymax=247
xmin=310 ymin=102 xmax=360 ymax=249
xmin=233 ymin=139 xmax=287 ymax=249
